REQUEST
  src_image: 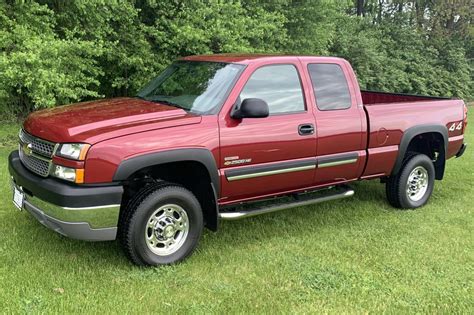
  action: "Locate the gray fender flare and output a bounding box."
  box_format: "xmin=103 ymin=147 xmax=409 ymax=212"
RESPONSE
xmin=113 ymin=148 xmax=220 ymax=196
xmin=392 ymin=124 xmax=448 ymax=177
xmin=113 ymin=148 xmax=220 ymax=230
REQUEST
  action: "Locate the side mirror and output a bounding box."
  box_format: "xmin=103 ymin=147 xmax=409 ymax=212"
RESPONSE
xmin=231 ymin=98 xmax=269 ymax=119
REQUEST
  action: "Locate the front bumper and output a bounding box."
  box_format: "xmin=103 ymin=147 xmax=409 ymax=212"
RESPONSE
xmin=8 ymin=151 xmax=123 ymax=241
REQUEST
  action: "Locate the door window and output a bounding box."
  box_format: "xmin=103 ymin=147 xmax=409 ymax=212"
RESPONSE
xmin=239 ymin=65 xmax=305 ymax=114
xmin=308 ymin=63 xmax=351 ymax=110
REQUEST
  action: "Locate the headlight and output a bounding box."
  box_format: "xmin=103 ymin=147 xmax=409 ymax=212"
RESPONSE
xmin=56 ymin=143 xmax=90 ymax=160
xmin=53 ymin=165 xmax=85 ymax=184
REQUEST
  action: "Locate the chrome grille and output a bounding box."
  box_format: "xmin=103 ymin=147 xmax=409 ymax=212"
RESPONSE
xmin=19 ymin=148 xmax=52 ymax=177
xmin=19 ymin=129 xmax=55 ymax=157
xmin=18 ymin=129 xmax=57 ymax=177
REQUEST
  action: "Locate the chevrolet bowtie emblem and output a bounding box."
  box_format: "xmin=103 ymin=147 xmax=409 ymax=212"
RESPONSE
xmin=23 ymin=143 xmax=33 ymax=156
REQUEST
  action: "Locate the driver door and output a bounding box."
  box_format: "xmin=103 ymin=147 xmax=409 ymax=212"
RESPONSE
xmin=218 ymin=60 xmax=317 ymax=204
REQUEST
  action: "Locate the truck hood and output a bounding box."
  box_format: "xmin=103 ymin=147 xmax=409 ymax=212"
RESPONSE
xmin=23 ymin=97 xmax=201 ymax=144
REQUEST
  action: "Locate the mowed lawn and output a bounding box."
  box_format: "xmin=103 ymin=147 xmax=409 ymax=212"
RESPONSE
xmin=0 ymin=110 xmax=472 ymax=313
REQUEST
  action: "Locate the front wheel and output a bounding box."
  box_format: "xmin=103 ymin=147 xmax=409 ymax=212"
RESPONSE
xmin=119 ymin=183 xmax=203 ymax=266
xmin=386 ymin=153 xmax=435 ymax=209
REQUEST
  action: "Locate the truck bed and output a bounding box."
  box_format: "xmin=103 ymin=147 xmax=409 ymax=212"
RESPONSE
xmin=361 ymin=93 xmax=465 ymax=180
xmin=361 ymin=90 xmax=449 ymax=105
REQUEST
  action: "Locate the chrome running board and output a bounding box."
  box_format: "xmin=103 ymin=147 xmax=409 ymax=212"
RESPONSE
xmin=219 ymin=185 xmax=354 ymax=221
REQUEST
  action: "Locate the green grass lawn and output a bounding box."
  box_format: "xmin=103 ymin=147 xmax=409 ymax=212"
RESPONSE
xmin=0 ymin=111 xmax=473 ymax=313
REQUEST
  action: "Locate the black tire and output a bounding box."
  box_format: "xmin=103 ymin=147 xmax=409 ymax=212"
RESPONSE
xmin=385 ymin=153 xmax=435 ymax=209
xmin=119 ymin=183 xmax=203 ymax=266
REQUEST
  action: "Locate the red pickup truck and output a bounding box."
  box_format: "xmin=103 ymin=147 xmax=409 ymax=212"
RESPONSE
xmin=9 ymin=54 xmax=467 ymax=266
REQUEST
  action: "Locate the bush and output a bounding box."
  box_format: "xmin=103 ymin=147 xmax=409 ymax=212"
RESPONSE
xmin=0 ymin=0 xmax=472 ymax=119
xmin=0 ymin=2 xmax=102 ymax=118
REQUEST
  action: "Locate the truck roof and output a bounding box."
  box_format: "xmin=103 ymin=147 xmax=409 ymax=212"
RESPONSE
xmin=180 ymin=53 xmax=346 ymax=65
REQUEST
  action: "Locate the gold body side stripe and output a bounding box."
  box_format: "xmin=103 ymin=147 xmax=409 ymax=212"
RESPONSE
xmin=226 ymin=155 xmax=358 ymax=181
xmin=317 ymin=158 xmax=358 ymax=168
xmin=227 ymin=165 xmax=316 ymax=181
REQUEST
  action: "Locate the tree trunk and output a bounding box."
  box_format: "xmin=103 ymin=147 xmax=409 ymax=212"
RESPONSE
xmin=356 ymin=0 xmax=364 ymax=16
xmin=378 ymin=0 xmax=383 ymax=24
xmin=415 ymin=1 xmax=424 ymax=29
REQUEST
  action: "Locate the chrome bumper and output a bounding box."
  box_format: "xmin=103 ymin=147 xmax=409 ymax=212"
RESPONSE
xmin=9 ymin=150 xmax=123 ymax=241
xmin=13 ymin=181 xmax=120 ymax=241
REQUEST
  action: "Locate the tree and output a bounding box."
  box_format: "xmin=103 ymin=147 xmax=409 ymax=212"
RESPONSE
xmin=0 ymin=0 xmax=472 ymax=120
xmin=356 ymin=0 xmax=364 ymax=16
xmin=0 ymin=2 xmax=102 ymax=117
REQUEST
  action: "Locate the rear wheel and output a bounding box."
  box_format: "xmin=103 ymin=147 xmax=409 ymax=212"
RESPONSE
xmin=386 ymin=153 xmax=435 ymax=209
xmin=119 ymin=183 xmax=203 ymax=266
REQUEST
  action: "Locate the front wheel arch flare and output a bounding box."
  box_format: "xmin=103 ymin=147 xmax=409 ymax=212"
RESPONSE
xmin=113 ymin=148 xmax=220 ymax=196
xmin=114 ymin=149 xmax=220 ymax=231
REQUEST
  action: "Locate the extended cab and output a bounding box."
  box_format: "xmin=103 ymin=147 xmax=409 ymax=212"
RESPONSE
xmin=9 ymin=55 xmax=467 ymax=266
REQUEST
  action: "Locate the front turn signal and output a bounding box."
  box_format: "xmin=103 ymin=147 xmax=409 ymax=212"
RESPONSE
xmin=75 ymin=169 xmax=85 ymax=184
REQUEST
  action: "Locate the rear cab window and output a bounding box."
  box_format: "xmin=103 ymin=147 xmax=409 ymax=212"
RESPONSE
xmin=239 ymin=64 xmax=305 ymax=115
xmin=308 ymin=63 xmax=352 ymax=111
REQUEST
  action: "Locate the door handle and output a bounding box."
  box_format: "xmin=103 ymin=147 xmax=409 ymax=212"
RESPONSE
xmin=298 ymin=124 xmax=315 ymax=135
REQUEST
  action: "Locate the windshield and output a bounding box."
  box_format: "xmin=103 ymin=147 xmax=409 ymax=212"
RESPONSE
xmin=137 ymin=61 xmax=245 ymax=115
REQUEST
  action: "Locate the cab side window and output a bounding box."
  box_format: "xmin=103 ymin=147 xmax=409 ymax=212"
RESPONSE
xmin=239 ymin=65 xmax=305 ymax=115
xmin=308 ymin=63 xmax=351 ymax=110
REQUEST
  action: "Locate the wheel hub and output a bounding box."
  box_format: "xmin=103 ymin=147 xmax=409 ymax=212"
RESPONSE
xmin=162 ymin=225 xmax=176 ymax=239
xmin=406 ymin=166 xmax=429 ymax=202
xmin=145 ymin=204 xmax=189 ymax=256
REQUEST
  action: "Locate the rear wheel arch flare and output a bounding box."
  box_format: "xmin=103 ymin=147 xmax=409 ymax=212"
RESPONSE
xmin=392 ymin=125 xmax=448 ymax=179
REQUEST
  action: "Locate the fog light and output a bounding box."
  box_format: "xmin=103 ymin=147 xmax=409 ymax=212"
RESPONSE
xmin=53 ymin=165 xmax=84 ymax=183
xmin=53 ymin=165 xmax=76 ymax=182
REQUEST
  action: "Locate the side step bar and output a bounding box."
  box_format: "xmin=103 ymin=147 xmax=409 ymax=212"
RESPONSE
xmin=219 ymin=185 xmax=354 ymax=221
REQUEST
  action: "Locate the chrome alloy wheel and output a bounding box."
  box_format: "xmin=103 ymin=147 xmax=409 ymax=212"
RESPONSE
xmin=145 ymin=204 xmax=189 ymax=256
xmin=406 ymin=166 xmax=429 ymax=202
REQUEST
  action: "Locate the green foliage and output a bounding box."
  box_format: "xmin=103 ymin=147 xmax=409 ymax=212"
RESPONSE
xmin=255 ymin=0 xmax=342 ymax=55
xmin=330 ymin=15 xmax=473 ymax=99
xmin=140 ymin=1 xmax=287 ymax=61
xmin=51 ymin=0 xmax=157 ymax=97
xmin=0 ymin=0 xmax=472 ymax=119
xmin=0 ymin=2 xmax=102 ymax=117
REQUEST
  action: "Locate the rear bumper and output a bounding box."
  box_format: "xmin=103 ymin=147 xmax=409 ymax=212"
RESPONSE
xmin=8 ymin=151 xmax=123 ymax=241
xmin=456 ymin=143 xmax=467 ymax=158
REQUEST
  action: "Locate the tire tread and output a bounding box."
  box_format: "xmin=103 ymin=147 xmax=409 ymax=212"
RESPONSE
xmin=386 ymin=152 xmax=420 ymax=209
xmin=119 ymin=182 xmax=203 ymax=266
xmin=118 ymin=181 xmax=171 ymax=265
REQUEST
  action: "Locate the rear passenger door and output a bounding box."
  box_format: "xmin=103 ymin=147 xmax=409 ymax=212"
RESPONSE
xmin=301 ymin=60 xmax=366 ymax=186
xmin=218 ymin=60 xmax=317 ymax=203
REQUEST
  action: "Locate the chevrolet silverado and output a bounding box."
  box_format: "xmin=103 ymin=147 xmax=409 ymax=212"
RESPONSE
xmin=9 ymin=54 xmax=467 ymax=266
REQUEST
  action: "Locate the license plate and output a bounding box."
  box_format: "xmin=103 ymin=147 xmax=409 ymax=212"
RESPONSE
xmin=13 ymin=186 xmax=24 ymax=210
